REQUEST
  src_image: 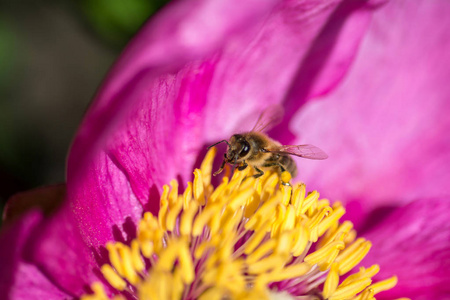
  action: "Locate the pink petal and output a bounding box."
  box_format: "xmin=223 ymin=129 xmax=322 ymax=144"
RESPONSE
xmin=295 ymin=0 xmax=450 ymax=213
xmin=362 ymin=198 xmax=450 ymax=299
xmin=7 ymin=263 xmax=70 ymax=300
xmin=269 ymin=0 xmax=376 ymax=143
xmin=24 ymin=202 xmax=102 ymax=296
xmin=203 ymin=0 xmax=373 ymax=140
xmin=67 ymin=151 xmax=144 ymax=247
xmin=68 ymin=0 xmax=280 ymax=180
xmin=0 ymin=211 xmax=70 ymax=300
xmin=3 ymin=186 xmax=108 ymax=296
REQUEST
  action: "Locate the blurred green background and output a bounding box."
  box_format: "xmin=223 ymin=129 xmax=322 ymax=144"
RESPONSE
xmin=0 ymin=0 xmax=167 ymax=217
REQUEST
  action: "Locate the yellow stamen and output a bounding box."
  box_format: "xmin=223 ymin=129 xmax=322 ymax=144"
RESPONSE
xmin=89 ymin=282 xmax=108 ymax=300
xmin=192 ymin=202 xmax=221 ymax=236
xmin=200 ymin=146 xmax=216 ymax=187
xmin=168 ymin=179 xmax=178 ymax=205
xmin=182 ymin=182 xmax=193 ymax=209
xmin=317 ymin=205 xmax=346 ymax=237
xmin=292 ymin=183 xmax=306 ymax=215
xmin=337 ymin=240 xmax=372 ymax=275
xmin=292 ymin=225 xmax=310 ymax=257
xmin=274 ymin=231 xmax=294 ymax=255
xmin=281 ymin=184 xmax=292 ymax=206
xmin=304 ymin=241 xmax=345 ymax=268
xmin=228 ymin=187 xmax=254 ymax=210
xmin=266 ymin=262 xmax=311 ymax=282
xmin=210 ymin=178 xmax=228 ymax=203
xmin=323 ymin=262 xmax=340 ymax=298
xmin=247 ymin=255 xmax=285 ymax=274
xmin=158 ymin=185 xmax=170 ymax=230
xmin=352 ymin=288 xmax=374 ymax=300
xmin=319 ymin=220 xmax=353 ymax=248
xmin=117 ymin=243 xmax=139 ymax=285
xmin=221 ymin=207 xmax=244 ymax=234
xmin=271 ymin=203 xmax=286 ymax=238
xmin=366 ymin=276 xmax=398 ymax=294
xmin=166 ymin=196 xmax=183 ymax=231
xmin=180 ymin=201 xmax=199 ymax=236
xmin=341 ymin=265 xmax=380 ymax=287
xmin=301 ymin=190 xmax=319 ymax=214
xmin=105 ymin=242 xmax=124 ymax=277
xmin=244 ymin=221 xmax=272 ymax=255
xmin=307 ymin=206 xmax=332 ymax=242
xmin=280 ymin=204 xmax=296 ymax=232
xmin=130 ymin=240 xmax=144 ymax=273
xmin=193 ymin=169 xmax=205 ymax=205
xmin=178 ymin=240 xmax=195 ymax=284
xmin=137 ymin=232 xmax=153 ymax=258
xmin=246 ymin=239 xmax=277 ymax=264
xmin=100 ymin=265 xmax=126 ymax=291
xmin=329 ymin=278 xmax=372 ymax=300
xmin=244 ymin=191 xmax=260 ymax=218
xmin=245 ymin=192 xmax=280 ymax=230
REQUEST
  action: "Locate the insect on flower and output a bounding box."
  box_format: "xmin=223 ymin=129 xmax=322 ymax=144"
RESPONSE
xmin=208 ymin=106 xmax=328 ymax=182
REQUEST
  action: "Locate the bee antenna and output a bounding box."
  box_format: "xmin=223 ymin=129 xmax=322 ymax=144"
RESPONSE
xmin=207 ymin=140 xmax=231 ymax=149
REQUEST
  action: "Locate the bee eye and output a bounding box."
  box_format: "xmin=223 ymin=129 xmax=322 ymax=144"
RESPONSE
xmin=239 ymin=141 xmax=250 ymax=157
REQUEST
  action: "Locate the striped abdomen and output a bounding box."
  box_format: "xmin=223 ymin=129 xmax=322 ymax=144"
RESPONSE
xmin=279 ymin=154 xmax=297 ymax=178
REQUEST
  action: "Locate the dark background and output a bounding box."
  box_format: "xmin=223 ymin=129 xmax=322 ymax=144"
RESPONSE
xmin=0 ymin=0 xmax=167 ymax=216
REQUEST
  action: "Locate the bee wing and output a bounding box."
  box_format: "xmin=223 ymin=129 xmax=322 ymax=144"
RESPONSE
xmin=251 ymin=105 xmax=284 ymax=133
xmin=271 ymin=144 xmax=328 ymax=160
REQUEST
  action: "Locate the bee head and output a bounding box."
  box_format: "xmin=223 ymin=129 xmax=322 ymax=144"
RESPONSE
xmin=227 ymin=134 xmax=251 ymax=162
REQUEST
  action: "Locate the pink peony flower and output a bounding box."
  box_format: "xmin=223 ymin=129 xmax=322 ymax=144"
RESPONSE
xmin=1 ymin=0 xmax=449 ymax=299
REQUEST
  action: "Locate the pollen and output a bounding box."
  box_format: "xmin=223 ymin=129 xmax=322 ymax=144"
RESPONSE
xmin=81 ymin=147 xmax=405 ymax=300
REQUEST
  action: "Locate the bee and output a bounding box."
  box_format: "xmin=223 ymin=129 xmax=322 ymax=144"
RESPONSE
xmin=208 ymin=106 xmax=328 ymax=179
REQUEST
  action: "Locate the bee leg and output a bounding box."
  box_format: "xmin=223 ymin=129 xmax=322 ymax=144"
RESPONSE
xmin=238 ymin=162 xmax=248 ymax=171
xmin=263 ymin=162 xmax=286 ymax=173
xmin=277 ymin=164 xmax=292 ymax=186
xmin=277 ymin=163 xmax=286 ymax=173
xmin=253 ymin=167 xmax=264 ymax=178
xmin=280 ymin=175 xmax=291 ymax=187
xmin=263 ymin=163 xmax=290 ymax=186
xmin=213 ymin=154 xmax=227 ymax=176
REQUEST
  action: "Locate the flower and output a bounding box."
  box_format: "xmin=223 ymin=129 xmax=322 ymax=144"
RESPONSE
xmin=1 ymin=0 xmax=450 ymax=299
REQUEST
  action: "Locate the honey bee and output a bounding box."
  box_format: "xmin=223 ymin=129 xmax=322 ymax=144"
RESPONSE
xmin=208 ymin=106 xmax=328 ymax=179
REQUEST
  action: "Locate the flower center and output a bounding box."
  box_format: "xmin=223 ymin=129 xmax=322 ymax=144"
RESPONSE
xmin=81 ymin=148 xmax=403 ymax=300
